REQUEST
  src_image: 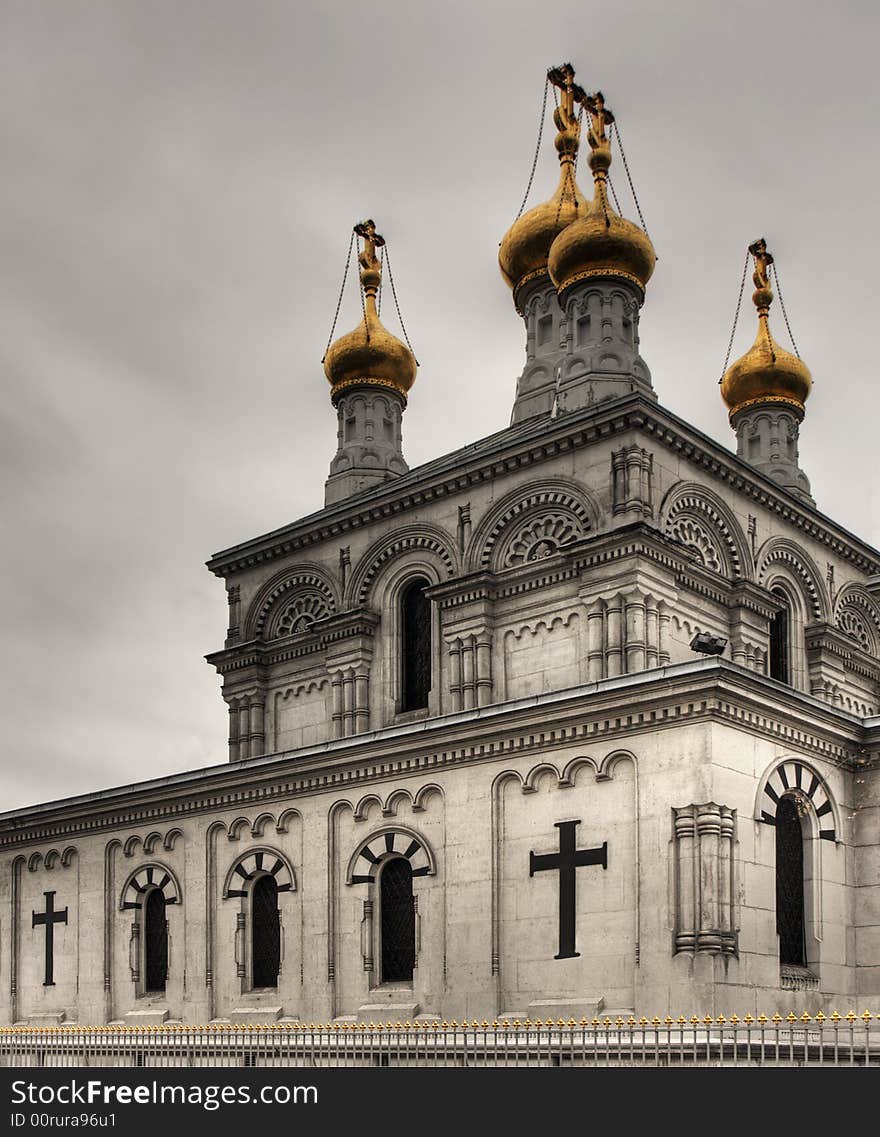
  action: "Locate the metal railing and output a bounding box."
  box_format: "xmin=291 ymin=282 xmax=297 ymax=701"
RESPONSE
xmin=1 ymin=1012 xmax=878 ymax=1067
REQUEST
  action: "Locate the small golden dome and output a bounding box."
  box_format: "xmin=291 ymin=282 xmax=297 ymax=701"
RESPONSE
xmin=548 ymin=92 xmax=655 ymax=299
xmin=324 ymin=220 xmax=417 ymax=405
xmin=720 ymin=239 xmax=812 ymax=420
xmin=498 ymin=64 xmax=589 ymax=314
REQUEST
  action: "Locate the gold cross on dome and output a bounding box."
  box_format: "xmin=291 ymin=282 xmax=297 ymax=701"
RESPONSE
xmin=354 ymin=219 xmax=385 ymax=272
xmin=548 ymin=63 xmax=586 ymax=136
xmin=748 ymin=237 xmax=774 ymax=291
xmin=584 ymin=90 xmax=615 ymax=149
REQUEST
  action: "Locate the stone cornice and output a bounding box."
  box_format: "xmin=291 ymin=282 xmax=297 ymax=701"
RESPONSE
xmin=0 ymin=659 xmax=867 ymax=849
xmin=205 ymin=394 xmax=880 ymax=579
xmin=206 ymin=608 xmax=379 ymax=675
xmin=805 ymin=623 xmax=880 ymax=683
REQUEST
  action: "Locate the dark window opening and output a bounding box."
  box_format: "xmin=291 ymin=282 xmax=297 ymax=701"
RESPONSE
xmin=380 ymin=857 xmax=415 ymax=984
xmin=144 ymin=888 xmax=167 ymax=993
xmin=776 ymin=796 xmax=806 ymax=967
xmin=251 ymin=874 xmax=280 ymax=988
xmin=401 ymin=578 xmax=431 ymax=711
xmin=769 ymin=590 xmax=790 ymax=684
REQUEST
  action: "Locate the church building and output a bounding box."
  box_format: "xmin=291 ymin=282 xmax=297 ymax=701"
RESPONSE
xmin=2 ymin=65 xmax=879 ymax=1028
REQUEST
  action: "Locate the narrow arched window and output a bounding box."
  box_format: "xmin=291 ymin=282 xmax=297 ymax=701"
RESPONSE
xmin=776 ymin=796 xmax=806 ymax=967
xmin=380 ymin=857 xmax=415 ymax=983
xmin=769 ymin=589 xmax=790 ymax=684
xmin=251 ymin=875 xmax=280 ymax=988
xmin=401 ymin=577 xmax=431 ymax=711
xmin=144 ymin=888 xmax=167 ymax=993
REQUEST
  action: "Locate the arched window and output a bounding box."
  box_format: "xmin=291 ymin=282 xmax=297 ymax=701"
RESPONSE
xmin=769 ymin=589 xmax=790 ymax=684
xmin=380 ymin=857 xmax=415 ymax=984
xmin=251 ymin=874 xmax=280 ymax=988
xmin=144 ymin=888 xmax=167 ymax=993
xmin=401 ymin=577 xmax=431 ymax=711
xmin=776 ymin=796 xmax=806 ymax=967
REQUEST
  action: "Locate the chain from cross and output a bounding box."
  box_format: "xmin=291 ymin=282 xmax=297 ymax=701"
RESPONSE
xmin=748 ymin=237 xmax=774 ymax=292
xmin=32 ymin=890 xmax=68 ymax=986
xmin=529 ymin=820 xmax=607 ymax=959
xmin=584 ymin=90 xmax=615 ymax=152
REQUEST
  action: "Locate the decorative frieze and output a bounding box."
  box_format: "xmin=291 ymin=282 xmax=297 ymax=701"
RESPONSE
xmin=672 ymin=803 xmax=737 ymax=956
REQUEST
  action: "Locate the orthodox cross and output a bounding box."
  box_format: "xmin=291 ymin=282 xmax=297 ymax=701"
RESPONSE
xmin=748 ymin=237 xmax=774 ymax=291
xmin=529 ymin=820 xmax=607 ymax=959
xmin=354 ymin=218 xmax=385 ymax=273
xmin=32 ymin=891 xmax=68 ymax=986
xmin=353 ymin=219 xmax=385 ymax=319
xmin=584 ymin=90 xmax=615 ymax=150
xmin=548 ymin=63 xmax=586 ymax=141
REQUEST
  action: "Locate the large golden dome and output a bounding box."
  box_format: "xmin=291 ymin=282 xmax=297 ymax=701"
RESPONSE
xmin=548 ymin=92 xmax=655 ymax=300
xmin=720 ymin=239 xmax=811 ymax=420
xmin=324 ymin=220 xmax=417 ymax=405
xmin=498 ymin=64 xmax=589 ymax=314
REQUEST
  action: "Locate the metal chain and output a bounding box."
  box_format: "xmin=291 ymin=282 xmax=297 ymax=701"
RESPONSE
xmin=607 ymin=175 xmax=623 ymax=216
xmin=611 ymin=120 xmax=651 ymax=239
xmin=771 ymin=262 xmax=800 ymax=358
xmin=719 ymin=247 xmax=750 ymax=383
xmin=513 ymin=77 xmax=550 ymax=222
xmin=383 ymin=243 xmax=419 ymax=365
xmin=321 ymin=229 xmax=355 ymax=363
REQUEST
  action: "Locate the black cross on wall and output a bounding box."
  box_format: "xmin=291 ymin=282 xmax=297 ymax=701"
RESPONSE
xmin=32 ymin=891 xmax=68 ymax=986
xmin=529 ymin=820 xmax=607 ymax=959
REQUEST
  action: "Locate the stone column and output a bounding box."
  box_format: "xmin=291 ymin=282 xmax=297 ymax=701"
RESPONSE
xmin=331 ymin=672 xmax=344 ymax=739
xmin=476 ymin=635 xmax=493 ymax=707
xmin=673 ymin=807 xmax=696 ymax=953
xmin=587 ymin=600 xmax=605 ymax=681
xmin=462 ymin=636 xmax=476 ymax=711
xmin=696 ymin=803 xmax=722 ymax=953
xmin=248 ymin=697 xmax=266 ymax=758
xmin=237 ymin=702 xmax=250 ymax=760
xmin=342 ymin=669 xmax=355 ymax=736
xmin=645 ymin=597 xmax=659 ymax=669
xmin=355 ymin=672 xmax=370 ymax=733
xmin=625 ymin=590 xmax=647 ymax=673
xmin=228 ymin=703 xmax=240 ymax=762
xmin=606 ymin=595 xmax=623 ymax=677
xmin=448 ymin=639 xmax=463 ymax=713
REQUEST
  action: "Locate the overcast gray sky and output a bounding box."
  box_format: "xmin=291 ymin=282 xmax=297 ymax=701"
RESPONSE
xmin=2 ymin=0 xmax=878 ymax=811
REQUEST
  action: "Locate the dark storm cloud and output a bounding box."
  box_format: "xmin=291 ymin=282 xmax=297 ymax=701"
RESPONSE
xmin=1 ymin=0 xmax=877 ymax=808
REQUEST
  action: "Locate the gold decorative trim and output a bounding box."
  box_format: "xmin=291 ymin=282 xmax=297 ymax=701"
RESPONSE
xmin=557 ymin=266 xmax=646 ymax=299
xmin=330 ymin=376 xmax=408 ymax=406
xmin=728 ymin=394 xmax=805 ymax=421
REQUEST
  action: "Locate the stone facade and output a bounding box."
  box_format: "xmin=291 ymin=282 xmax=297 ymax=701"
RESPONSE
xmin=2 ymin=383 xmax=880 ymax=1025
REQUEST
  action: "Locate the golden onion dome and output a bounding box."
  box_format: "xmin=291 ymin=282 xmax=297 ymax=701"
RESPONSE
xmin=324 ymin=220 xmax=417 ymax=405
xmin=720 ymin=239 xmax=812 ymax=420
xmin=548 ymin=91 xmax=655 ymax=300
xmin=498 ymin=64 xmax=589 ymax=314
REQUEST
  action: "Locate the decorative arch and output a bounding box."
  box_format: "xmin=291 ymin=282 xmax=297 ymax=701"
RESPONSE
xmin=120 ymin=862 xmax=182 ymax=911
xmin=755 ymin=758 xmax=838 ymax=842
xmin=834 ymin=584 xmax=880 ymax=656
xmin=467 ymin=479 xmax=599 ymax=573
xmin=222 ymin=847 xmax=296 ymax=899
xmin=661 ymin=482 xmax=751 ymax=580
xmin=756 ymin=538 xmax=829 ymax=622
xmin=245 ymin=563 xmax=339 ymax=640
xmin=346 ymin=524 xmax=458 ymax=607
xmin=345 ymin=826 xmax=435 ymax=885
